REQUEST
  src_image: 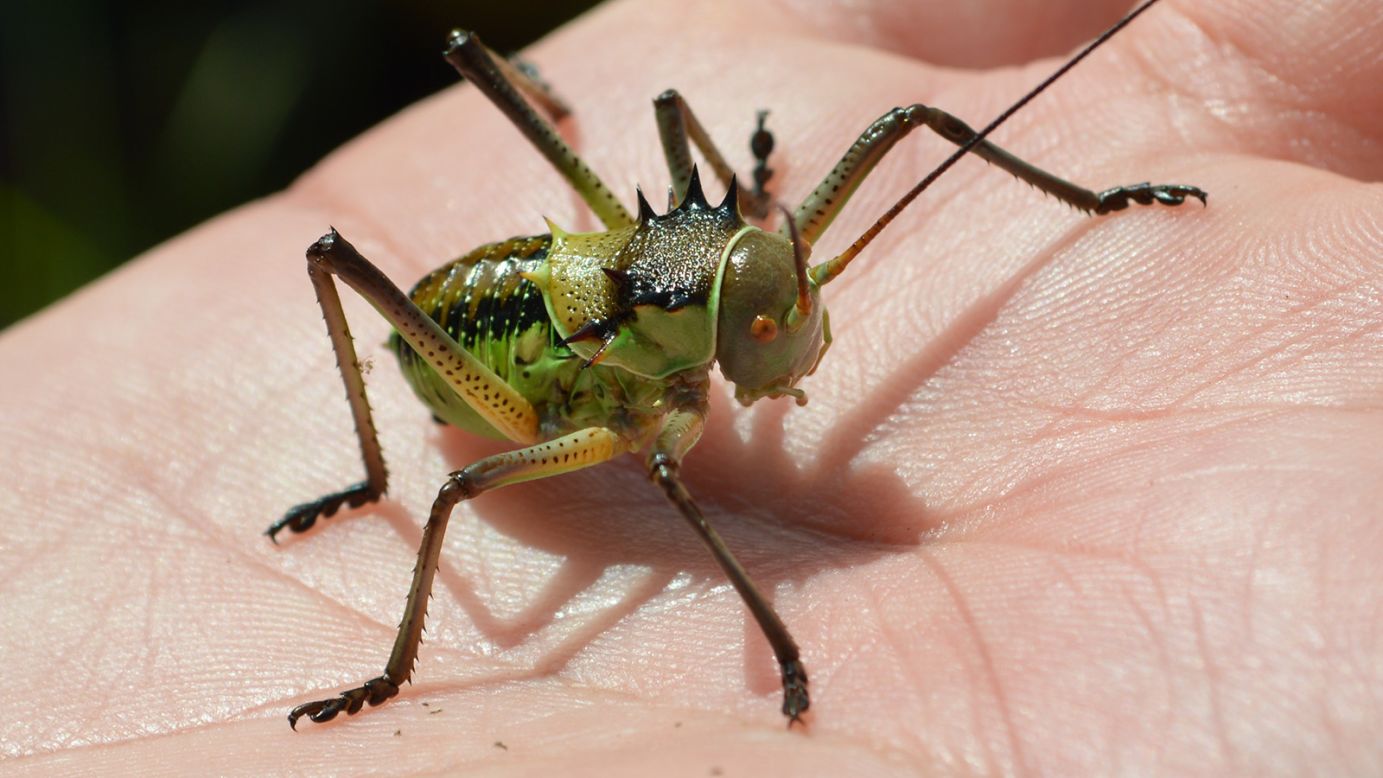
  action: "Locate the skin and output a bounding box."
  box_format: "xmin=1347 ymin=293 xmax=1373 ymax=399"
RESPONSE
xmin=2 ymin=0 xmax=1379 ymax=774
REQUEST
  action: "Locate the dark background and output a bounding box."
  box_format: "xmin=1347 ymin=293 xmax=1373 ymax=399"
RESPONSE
xmin=0 ymin=0 xmax=602 ymax=330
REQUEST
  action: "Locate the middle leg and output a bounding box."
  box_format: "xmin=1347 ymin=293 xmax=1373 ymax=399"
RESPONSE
xmin=288 ymin=426 xmax=630 ymax=728
xmin=653 ymin=89 xmax=775 ymax=218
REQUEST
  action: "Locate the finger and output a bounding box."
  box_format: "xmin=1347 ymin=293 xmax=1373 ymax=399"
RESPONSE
xmin=1169 ymin=0 xmax=1383 ymax=179
xmin=750 ymin=0 xmax=1147 ymax=68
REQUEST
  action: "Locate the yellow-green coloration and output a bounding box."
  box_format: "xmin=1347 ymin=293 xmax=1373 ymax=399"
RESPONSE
xmin=391 ymin=235 xmax=653 ymax=443
xmin=716 ymin=227 xmax=829 ymax=406
xmin=533 ymin=180 xmax=744 ymax=379
xmin=276 ymin=5 xmax=1206 ymax=731
xmin=392 ymin=172 xmax=828 ymax=445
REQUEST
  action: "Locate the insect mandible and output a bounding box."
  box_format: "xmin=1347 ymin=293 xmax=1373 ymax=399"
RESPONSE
xmin=270 ymin=0 xmax=1206 ymax=729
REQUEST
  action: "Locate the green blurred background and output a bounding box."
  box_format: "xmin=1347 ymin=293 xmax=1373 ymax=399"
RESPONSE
xmin=0 ymin=0 xmax=602 ymax=330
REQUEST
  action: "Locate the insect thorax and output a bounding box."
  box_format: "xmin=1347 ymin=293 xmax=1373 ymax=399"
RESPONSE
xmin=526 ymin=183 xmax=749 ymax=380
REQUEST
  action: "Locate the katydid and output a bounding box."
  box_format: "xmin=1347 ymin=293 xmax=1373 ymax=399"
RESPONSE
xmin=272 ymin=0 xmax=1206 ymax=729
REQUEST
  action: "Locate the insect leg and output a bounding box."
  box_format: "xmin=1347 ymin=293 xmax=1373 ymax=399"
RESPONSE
xmin=652 ymin=90 xmax=772 ymax=218
xmin=288 ymin=427 xmax=629 ymax=729
xmin=790 ymin=107 xmax=922 ymax=246
xmin=265 ymin=241 xmax=391 ymax=541
xmin=647 ymin=410 xmax=810 ymax=726
xmin=266 ymin=230 xmax=543 ymax=541
xmin=913 ymin=105 xmax=1206 ymax=214
xmin=443 ymin=30 xmax=634 ymax=230
xmin=496 ymin=53 xmax=571 ymax=122
xmin=793 ymin=105 xmax=1207 ymax=250
xmin=806 ymin=104 xmax=1207 ymax=285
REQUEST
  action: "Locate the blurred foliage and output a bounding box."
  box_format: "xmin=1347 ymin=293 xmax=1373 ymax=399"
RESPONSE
xmin=0 ymin=0 xmax=602 ymax=329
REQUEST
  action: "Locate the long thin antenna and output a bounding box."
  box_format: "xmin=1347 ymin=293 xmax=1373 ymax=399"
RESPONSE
xmin=813 ymin=0 xmax=1166 ymax=285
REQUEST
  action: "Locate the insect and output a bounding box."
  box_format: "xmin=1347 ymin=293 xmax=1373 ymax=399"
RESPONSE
xmin=270 ymin=0 xmax=1205 ymax=729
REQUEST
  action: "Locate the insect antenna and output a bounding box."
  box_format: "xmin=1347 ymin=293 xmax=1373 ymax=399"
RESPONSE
xmin=811 ymin=0 xmax=1168 ymax=286
xmin=779 ymin=205 xmax=813 ymax=327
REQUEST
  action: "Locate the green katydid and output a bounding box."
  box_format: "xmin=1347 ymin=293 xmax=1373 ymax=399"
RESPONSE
xmin=271 ymin=0 xmax=1206 ymax=729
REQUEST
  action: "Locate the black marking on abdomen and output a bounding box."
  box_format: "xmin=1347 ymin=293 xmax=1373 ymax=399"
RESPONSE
xmin=392 ymin=234 xmax=562 ymax=379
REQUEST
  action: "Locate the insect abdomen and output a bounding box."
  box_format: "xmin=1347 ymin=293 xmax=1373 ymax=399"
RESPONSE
xmin=391 ymin=234 xmax=577 ymax=438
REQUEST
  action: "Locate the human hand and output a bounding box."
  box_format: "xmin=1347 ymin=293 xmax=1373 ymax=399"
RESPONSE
xmin=3 ymin=0 xmax=1379 ymax=774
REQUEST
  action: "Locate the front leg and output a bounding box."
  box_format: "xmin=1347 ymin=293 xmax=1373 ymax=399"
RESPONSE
xmin=647 ymin=409 xmax=810 ymax=725
xmin=911 ymin=105 xmax=1207 ymax=214
xmin=804 ymin=103 xmax=1207 ymax=285
xmin=792 ymin=104 xmax=1206 ymax=253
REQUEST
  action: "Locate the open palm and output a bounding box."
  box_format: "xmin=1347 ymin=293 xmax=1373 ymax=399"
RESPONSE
xmin=4 ymin=0 xmax=1379 ymax=774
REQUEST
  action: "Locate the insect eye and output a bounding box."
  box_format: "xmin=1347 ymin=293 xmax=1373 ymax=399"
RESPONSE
xmin=750 ymin=315 xmax=778 ymax=343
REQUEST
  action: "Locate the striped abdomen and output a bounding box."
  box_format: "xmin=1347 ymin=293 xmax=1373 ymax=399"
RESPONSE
xmin=391 ymin=234 xmax=575 ymax=438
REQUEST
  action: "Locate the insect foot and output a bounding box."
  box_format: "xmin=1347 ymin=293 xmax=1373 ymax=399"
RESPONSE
xmin=1093 ymin=182 xmax=1207 ymax=213
xmin=782 ymin=659 xmax=810 ymax=727
xmin=288 ymin=675 xmax=401 ymax=729
xmin=264 ymin=481 xmax=379 ymax=542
